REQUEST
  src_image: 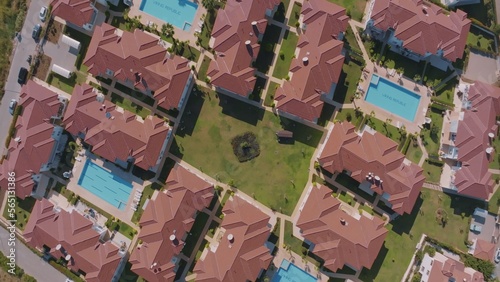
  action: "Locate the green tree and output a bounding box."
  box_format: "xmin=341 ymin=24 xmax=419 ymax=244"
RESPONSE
xmin=161 ymin=23 xmax=174 ymax=38
xmin=202 ymin=0 xmax=217 ymax=11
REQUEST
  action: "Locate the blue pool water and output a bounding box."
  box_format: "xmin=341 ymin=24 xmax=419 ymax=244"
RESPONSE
xmin=78 ymin=160 xmax=133 ymax=210
xmin=139 ymin=0 xmax=198 ymax=31
xmin=365 ymin=75 xmax=421 ymax=121
xmin=272 ymin=260 xmax=316 ymax=282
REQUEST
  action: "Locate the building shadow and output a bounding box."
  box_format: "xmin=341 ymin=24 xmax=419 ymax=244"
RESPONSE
xmin=391 ymin=194 xmax=423 ymax=235
xmin=218 ymin=94 xmax=265 ymax=126
xmin=175 ymin=87 xmax=206 ymax=138
xmin=278 ymin=117 xmax=323 ymax=147
xmin=358 ymin=244 xmax=389 ymax=282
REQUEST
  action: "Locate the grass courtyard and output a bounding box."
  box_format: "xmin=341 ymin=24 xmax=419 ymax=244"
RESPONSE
xmin=171 ymin=86 xmax=322 ymax=215
xmin=273 ymin=30 xmax=298 ymax=79
xmin=360 ymin=189 xmax=485 ymax=281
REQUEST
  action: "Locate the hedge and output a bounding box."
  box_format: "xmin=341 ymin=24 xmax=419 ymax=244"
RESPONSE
xmin=5 ymin=105 xmax=23 ymax=148
xmin=400 ymin=134 xmax=413 ymax=155
xmin=467 ymin=44 xmax=498 ymax=56
xmin=49 ymin=260 xmax=85 ymax=282
xmin=426 ymin=157 xmax=444 ymax=166
xmin=430 ymin=97 xmax=455 ymax=108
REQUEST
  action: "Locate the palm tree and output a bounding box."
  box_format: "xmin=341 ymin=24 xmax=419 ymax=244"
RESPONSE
xmin=161 ymin=23 xmax=174 ymax=38
xmin=202 ymin=0 xmax=217 ymax=11
xmin=413 ymin=74 xmax=421 ymax=84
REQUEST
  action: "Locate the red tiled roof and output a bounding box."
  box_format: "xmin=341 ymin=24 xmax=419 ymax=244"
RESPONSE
xmin=50 ymin=0 xmax=95 ymax=27
xmin=473 ymin=239 xmax=495 ymax=262
xmin=24 ymin=199 xmax=122 ymax=282
xmin=63 ymin=84 xmax=170 ymax=171
xmin=129 ymin=164 xmax=214 ymax=282
xmin=426 ymin=253 xmax=484 ymax=282
xmin=370 ymin=0 xmax=470 ymax=61
xmin=0 ymin=81 xmax=62 ymax=199
xmin=84 ymin=23 xmax=192 ymax=110
xmin=194 ymin=195 xmax=272 ymax=282
xmin=207 ymin=0 xmax=280 ymax=96
xmin=297 ymin=185 xmax=387 ymax=271
xmin=318 ymin=122 xmax=424 ymax=214
xmin=276 ymin=0 xmax=348 ymax=122
xmin=453 ymin=81 xmax=500 ymax=199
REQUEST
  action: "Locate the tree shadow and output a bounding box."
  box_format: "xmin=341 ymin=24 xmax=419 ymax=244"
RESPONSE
xmin=358 ymin=244 xmax=389 ymax=282
xmin=218 ymin=94 xmax=265 ymax=126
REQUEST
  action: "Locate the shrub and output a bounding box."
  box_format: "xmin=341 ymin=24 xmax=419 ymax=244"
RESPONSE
xmin=279 ymin=51 xmax=285 ymax=60
xmin=231 ymin=132 xmax=260 ymax=162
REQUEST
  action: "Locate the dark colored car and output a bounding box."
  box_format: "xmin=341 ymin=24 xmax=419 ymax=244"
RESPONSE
xmin=18 ymin=67 xmax=28 ymax=84
xmin=32 ymin=24 xmax=41 ymax=40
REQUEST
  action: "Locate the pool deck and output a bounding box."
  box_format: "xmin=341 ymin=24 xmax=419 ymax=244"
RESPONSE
xmin=266 ymin=251 xmax=329 ymax=281
xmin=128 ymin=0 xmax=205 ymax=44
xmin=357 ymin=70 xmax=432 ymax=134
xmin=65 ymin=148 xmax=150 ymax=227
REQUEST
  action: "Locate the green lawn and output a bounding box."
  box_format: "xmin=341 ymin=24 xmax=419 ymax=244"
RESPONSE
xmin=421 ymin=107 xmax=444 ymax=157
xmin=333 ymin=60 xmax=364 ymax=104
xmin=2 ymin=197 xmax=36 ymax=231
xmin=488 ymin=177 xmax=500 ymax=214
xmin=360 ymin=189 xmax=484 ymax=281
xmin=171 ymin=86 xmax=322 ymax=215
xmin=48 ymin=72 xmax=77 ymax=94
xmin=434 ymin=80 xmax=455 ymax=105
xmin=489 ymin=135 xmax=500 ymax=169
xmin=405 ymin=142 xmax=423 ymax=164
xmin=182 ymin=212 xmax=210 ymax=257
xmin=110 ymin=93 xmax=151 ymax=119
xmin=131 ymin=183 xmax=161 ymax=224
xmin=198 ymin=9 xmax=217 ymax=49
xmin=338 ymin=191 xmax=355 ymax=206
xmin=422 ymin=160 xmax=443 ymax=184
xmin=467 ymin=28 xmax=496 ymax=52
xmin=198 ymin=56 xmax=211 ymax=81
xmin=273 ymin=0 xmax=290 ymax=23
xmin=336 ymin=173 xmax=377 ymax=202
xmin=64 ymin=26 xmax=92 ymax=70
xmin=365 ymin=116 xmax=406 ymax=144
xmin=255 ymin=24 xmax=282 ymax=74
xmin=284 ymin=220 xmax=304 ymax=255
xmin=288 ymin=2 xmax=302 ymax=27
xmin=273 ymin=30 xmax=298 ymax=79
xmin=334 ymin=108 xmax=364 ymax=128
xmin=344 ymin=25 xmax=362 ymax=52
xmin=326 ymin=0 xmax=365 ymax=21
xmin=265 ymin=81 xmax=279 ymax=107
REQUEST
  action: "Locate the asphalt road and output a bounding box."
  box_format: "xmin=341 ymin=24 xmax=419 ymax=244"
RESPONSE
xmin=0 ymin=0 xmax=50 ymax=151
xmin=0 ymin=225 xmax=67 ymax=282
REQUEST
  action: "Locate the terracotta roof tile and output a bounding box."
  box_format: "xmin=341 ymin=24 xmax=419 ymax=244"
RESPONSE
xmin=50 ymin=0 xmax=95 ymax=28
xmin=276 ymin=0 xmax=348 ymax=122
xmin=0 ymin=81 xmax=63 ymax=199
xmin=318 ymin=122 xmax=424 ymax=214
xmin=84 ymin=23 xmax=192 ymax=110
xmin=63 ymin=84 xmax=170 ymax=171
xmin=297 ymin=185 xmax=387 ymax=271
xmin=370 ymin=0 xmax=470 ymax=61
xmin=194 ymin=195 xmax=272 ymax=282
xmin=129 ymin=164 xmax=214 ymax=282
xmin=24 ymin=199 xmax=122 ymax=282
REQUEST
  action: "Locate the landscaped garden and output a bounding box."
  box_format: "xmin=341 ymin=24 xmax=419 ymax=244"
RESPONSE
xmin=334 ymin=108 xmax=364 ymax=128
xmin=405 ymin=137 xmax=423 ymax=164
xmin=359 ymin=189 xmax=485 ymax=281
xmin=265 ymin=81 xmax=279 ymax=107
xmin=288 ymin=2 xmax=302 ymax=27
xmin=420 ymin=106 xmax=444 ymax=157
xmin=332 ymin=60 xmax=364 ymax=104
xmin=198 ymin=56 xmax=211 ymax=82
xmin=110 ymin=93 xmax=151 ymax=119
xmin=489 ymin=135 xmax=500 ymax=169
xmin=327 ymin=0 xmax=365 ymax=21
xmin=273 ymin=30 xmax=298 ymax=79
xmin=422 ymin=160 xmax=443 ymax=184
xmin=170 ymin=86 xmax=322 ymax=215
xmin=2 ymin=196 xmax=36 ymax=230
xmin=467 ymin=26 xmax=496 ymax=53
xmin=364 ymin=115 xmax=406 ymax=144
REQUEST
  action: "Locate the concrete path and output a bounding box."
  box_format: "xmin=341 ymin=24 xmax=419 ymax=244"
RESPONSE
xmin=417 ymin=135 xmax=428 ymax=167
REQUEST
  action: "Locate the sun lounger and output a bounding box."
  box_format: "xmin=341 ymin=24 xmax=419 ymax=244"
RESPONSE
xmin=195 ymin=28 xmax=201 ymax=33
xmin=75 ymin=157 xmax=82 ymax=162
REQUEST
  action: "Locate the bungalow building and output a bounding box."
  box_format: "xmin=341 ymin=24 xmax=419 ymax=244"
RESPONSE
xmin=63 ymin=84 xmax=171 ymax=173
xmin=275 ymin=0 xmax=348 ymax=124
xmin=84 ymin=23 xmax=193 ymax=111
xmin=0 ymin=80 xmax=67 ymax=199
xmin=129 ymin=164 xmax=214 ymax=282
xmin=419 ymin=252 xmax=484 ymax=281
xmin=194 ymin=195 xmax=274 ymax=282
xmin=365 ymin=0 xmax=470 ymax=71
xmin=24 ymin=198 xmax=127 ymax=282
xmin=207 ymin=0 xmax=280 ymax=97
xmin=318 ymin=122 xmax=425 ymax=215
xmin=50 ymin=0 xmax=107 ymax=33
xmin=297 ymin=185 xmax=388 ymax=272
xmin=440 ymin=81 xmax=498 ymax=200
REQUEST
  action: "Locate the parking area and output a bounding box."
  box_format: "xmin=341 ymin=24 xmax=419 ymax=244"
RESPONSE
xmin=41 ymin=34 xmax=78 ymax=74
xmin=463 ymin=50 xmax=499 ymax=84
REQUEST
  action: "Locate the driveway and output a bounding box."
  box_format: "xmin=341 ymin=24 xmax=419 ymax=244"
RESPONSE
xmin=0 ymin=226 xmax=67 ymax=282
xmin=0 ymin=0 xmax=51 ymax=152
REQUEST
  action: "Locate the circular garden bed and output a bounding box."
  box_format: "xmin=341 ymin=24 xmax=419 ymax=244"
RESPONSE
xmin=231 ymin=132 xmax=260 ymax=162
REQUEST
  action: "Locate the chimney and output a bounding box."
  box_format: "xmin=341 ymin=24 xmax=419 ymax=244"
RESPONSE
xmin=227 ymin=233 xmax=234 ymax=243
xmin=340 ymin=218 xmax=347 ymax=225
xmin=245 ymin=40 xmax=251 ymax=45
xmin=170 ymin=234 xmax=179 ymax=246
xmin=486 ymin=147 xmax=494 ymax=155
xmin=489 ymin=132 xmax=495 ymax=143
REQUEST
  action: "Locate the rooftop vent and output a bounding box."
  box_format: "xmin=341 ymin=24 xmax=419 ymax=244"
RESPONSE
xmin=340 ymin=218 xmax=347 ymax=225
xmin=251 ymin=21 xmax=257 ymax=26
xmin=489 ymin=132 xmax=495 ymax=139
xmin=55 ymin=244 xmax=62 ymax=251
xmin=65 ymin=254 xmax=71 ymax=261
xmin=486 ymin=147 xmax=494 ymax=154
xmin=245 ymin=40 xmax=251 ymax=45
xmin=14 ymin=137 xmax=21 ymax=143
xmin=227 ymin=233 xmax=234 ymax=243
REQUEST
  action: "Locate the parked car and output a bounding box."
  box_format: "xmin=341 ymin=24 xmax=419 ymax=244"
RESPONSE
xmin=495 ymin=248 xmax=500 ymax=263
xmin=8 ymin=99 xmax=17 ymax=115
xmin=32 ymin=24 xmax=41 ymax=40
xmin=17 ymin=67 xmax=28 ymax=84
xmin=39 ymin=6 xmax=48 ymax=22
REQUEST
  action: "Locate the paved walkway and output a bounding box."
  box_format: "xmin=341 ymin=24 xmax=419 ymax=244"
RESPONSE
xmin=417 ymin=135 xmax=429 ymax=167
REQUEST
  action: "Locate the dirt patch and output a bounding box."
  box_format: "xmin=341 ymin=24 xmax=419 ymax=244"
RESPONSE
xmin=0 ymin=268 xmax=20 ymax=282
xmin=46 ymin=20 xmax=64 ymax=44
xmin=32 ymin=54 xmax=52 ymax=81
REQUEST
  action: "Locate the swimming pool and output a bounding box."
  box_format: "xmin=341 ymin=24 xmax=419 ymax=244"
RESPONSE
xmin=272 ymin=260 xmax=316 ymax=282
xmin=139 ymin=0 xmax=198 ymax=31
xmin=365 ymin=75 xmax=421 ymax=121
xmin=78 ymin=160 xmax=133 ymax=210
